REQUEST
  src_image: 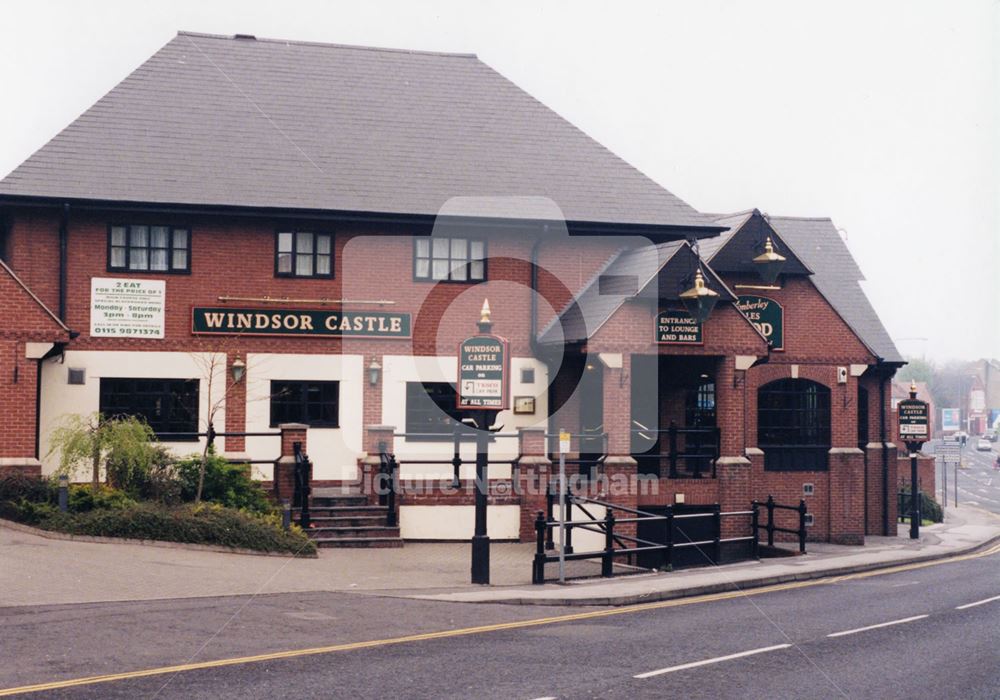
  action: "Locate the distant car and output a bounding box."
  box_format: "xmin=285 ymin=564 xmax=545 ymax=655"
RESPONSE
xmin=976 ymin=438 xmax=991 ymax=451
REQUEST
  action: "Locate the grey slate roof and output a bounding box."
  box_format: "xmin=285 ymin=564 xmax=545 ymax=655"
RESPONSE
xmin=702 ymin=210 xmax=812 ymax=276
xmin=767 ymin=216 xmax=903 ymax=363
xmin=538 ymin=240 xmax=737 ymax=344
xmin=0 ymin=32 xmax=714 ymax=230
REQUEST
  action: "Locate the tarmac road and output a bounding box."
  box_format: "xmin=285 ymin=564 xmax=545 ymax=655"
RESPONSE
xmin=928 ymin=438 xmax=1000 ymax=514
xmin=2 ymin=542 xmax=1000 ymax=699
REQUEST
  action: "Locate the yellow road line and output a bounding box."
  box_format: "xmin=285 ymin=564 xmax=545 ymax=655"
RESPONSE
xmin=3 ymin=542 xmax=999 ymax=697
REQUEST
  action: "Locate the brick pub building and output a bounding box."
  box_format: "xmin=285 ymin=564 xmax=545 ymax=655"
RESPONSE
xmin=0 ymin=32 xmax=904 ymax=546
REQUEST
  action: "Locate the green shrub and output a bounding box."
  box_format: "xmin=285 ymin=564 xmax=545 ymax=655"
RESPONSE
xmin=4 ymin=501 xmax=314 ymax=555
xmin=0 ymin=474 xmax=55 ymax=504
xmin=68 ymin=484 xmax=136 ymax=512
xmin=898 ymin=488 xmax=944 ymax=523
xmin=175 ymin=450 xmax=273 ymax=514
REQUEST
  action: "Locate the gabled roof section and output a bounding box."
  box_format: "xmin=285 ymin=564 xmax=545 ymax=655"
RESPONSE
xmin=767 ymin=216 xmax=903 ymax=364
xmin=538 ymin=241 xmax=736 ymax=344
xmin=701 ymin=209 xmax=813 ymax=276
xmin=0 ymin=259 xmax=72 ymax=337
xmin=0 ymin=32 xmax=717 ymax=231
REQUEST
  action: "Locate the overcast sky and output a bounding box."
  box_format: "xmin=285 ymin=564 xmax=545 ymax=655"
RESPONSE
xmin=1 ymin=0 xmax=996 ymax=361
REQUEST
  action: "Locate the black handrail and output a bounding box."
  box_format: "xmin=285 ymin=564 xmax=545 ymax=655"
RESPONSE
xmin=293 ymin=442 xmax=311 ymax=529
xmin=751 ymin=495 xmax=807 ymax=554
xmin=531 ymin=497 xmax=756 ymax=584
xmin=378 ymin=440 xmax=398 ymax=527
xmin=631 ymin=421 xmax=720 ymax=478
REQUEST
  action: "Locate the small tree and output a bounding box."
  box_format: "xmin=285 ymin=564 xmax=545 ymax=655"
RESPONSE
xmin=190 ymin=351 xmax=242 ymax=504
xmin=48 ymin=413 xmax=158 ymax=490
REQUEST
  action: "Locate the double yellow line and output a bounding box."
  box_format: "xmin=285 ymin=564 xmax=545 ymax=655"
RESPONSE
xmin=3 ymin=542 xmax=999 ymax=697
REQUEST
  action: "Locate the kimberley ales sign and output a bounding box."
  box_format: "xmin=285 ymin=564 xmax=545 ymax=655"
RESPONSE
xmin=191 ymin=307 xmax=411 ymax=338
xmin=736 ymin=295 xmax=784 ymax=351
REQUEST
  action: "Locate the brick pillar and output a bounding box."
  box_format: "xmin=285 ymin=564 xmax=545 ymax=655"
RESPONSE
xmin=716 ymin=357 xmax=745 ymax=456
xmin=602 ymin=353 xmax=631 ymax=457
xmin=223 ymin=353 xmax=247 ymax=455
xmin=864 ymin=442 xmax=884 ymax=536
xmin=516 ymin=427 xmax=551 ymax=542
xmin=829 ymin=447 xmax=865 ymax=545
xmin=273 ymin=423 xmax=308 ymax=503
xmin=885 ymin=442 xmax=899 ymax=526
xmin=361 ymin=425 xmax=395 ymax=505
xmin=717 ymin=456 xmax=751 ymax=538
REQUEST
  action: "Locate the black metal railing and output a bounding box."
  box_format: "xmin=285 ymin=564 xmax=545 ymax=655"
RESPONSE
xmin=752 ymin=496 xmax=807 ymax=554
xmin=631 ymin=421 xmax=720 ymax=478
xmin=156 ymin=423 xmax=282 ymax=464
xmin=531 ymin=494 xmax=755 ymax=584
xmin=292 ymin=441 xmax=311 ymax=529
xmin=378 ymin=441 xmax=399 ymax=527
xmin=391 ymin=427 xmax=522 ymax=482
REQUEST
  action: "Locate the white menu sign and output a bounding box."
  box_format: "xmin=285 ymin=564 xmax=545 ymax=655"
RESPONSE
xmin=90 ymin=277 xmax=165 ymax=338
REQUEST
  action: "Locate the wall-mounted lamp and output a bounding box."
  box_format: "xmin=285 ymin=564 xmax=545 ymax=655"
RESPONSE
xmin=368 ymin=358 xmax=382 ymax=386
xmin=231 ymin=356 xmax=246 ymax=383
xmin=679 ymin=268 xmax=719 ymax=324
xmin=752 ymin=236 xmax=786 ymax=284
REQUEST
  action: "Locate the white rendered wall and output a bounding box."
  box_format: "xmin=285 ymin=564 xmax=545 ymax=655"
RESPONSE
xmin=38 ymin=350 xmax=225 ymax=476
xmin=398 ymin=504 xmax=521 ymax=540
xmin=244 ymin=353 xmax=363 ymax=481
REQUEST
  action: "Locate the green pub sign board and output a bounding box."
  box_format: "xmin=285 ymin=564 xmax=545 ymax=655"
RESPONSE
xmin=736 ymin=296 xmax=784 ymax=350
xmin=191 ymin=307 xmax=411 ymax=338
xmin=655 ymin=309 xmax=702 ymax=345
xmin=457 ymin=334 xmax=508 ymax=410
xmin=898 ymin=399 xmax=930 ymax=444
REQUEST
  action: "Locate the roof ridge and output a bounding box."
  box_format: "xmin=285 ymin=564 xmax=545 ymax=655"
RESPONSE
xmin=766 ymin=215 xmax=834 ymax=222
xmin=177 ymin=30 xmax=479 ymax=59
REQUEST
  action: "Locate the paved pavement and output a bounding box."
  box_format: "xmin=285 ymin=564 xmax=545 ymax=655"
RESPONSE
xmin=3 ymin=503 xmax=999 ymax=609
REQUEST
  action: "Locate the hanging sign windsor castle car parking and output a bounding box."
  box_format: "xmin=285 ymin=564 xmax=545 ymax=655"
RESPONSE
xmin=457 ymin=301 xmax=509 ymax=410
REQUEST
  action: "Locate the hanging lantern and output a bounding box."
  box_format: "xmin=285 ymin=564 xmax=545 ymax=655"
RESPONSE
xmin=752 ymin=236 xmax=786 ymax=284
xmin=679 ymin=268 xmax=719 ymax=324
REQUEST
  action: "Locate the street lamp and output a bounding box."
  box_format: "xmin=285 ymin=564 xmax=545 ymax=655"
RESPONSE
xmin=752 ymin=236 xmax=787 ymax=284
xmin=368 ymin=358 xmax=382 ymax=386
xmin=679 ymin=268 xmax=719 ymax=324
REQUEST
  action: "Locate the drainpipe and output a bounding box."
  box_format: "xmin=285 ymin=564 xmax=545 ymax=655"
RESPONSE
xmin=529 ymin=229 xmax=544 ymax=358
xmin=878 ymin=359 xmax=889 ymax=535
xmin=58 ymin=203 xmax=69 ymax=321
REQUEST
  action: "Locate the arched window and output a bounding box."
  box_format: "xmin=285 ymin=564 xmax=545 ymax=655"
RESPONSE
xmin=758 ymin=378 xmax=831 ymax=471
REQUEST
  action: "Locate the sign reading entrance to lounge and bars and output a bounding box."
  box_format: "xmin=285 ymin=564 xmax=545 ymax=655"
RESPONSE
xmin=737 ymin=295 xmax=784 ymax=350
xmin=898 ymin=398 xmax=930 ymax=444
xmin=655 ymin=309 xmax=703 ymax=345
xmin=191 ymin=307 xmax=411 ymax=338
xmin=457 ymin=334 xmax=509 ymax=410
xmin=91 ymin=277 xmax=165 ymax=338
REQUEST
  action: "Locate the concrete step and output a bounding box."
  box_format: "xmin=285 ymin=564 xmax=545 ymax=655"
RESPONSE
xmin=311 ymin=537 xmax=404 ymax=549
xmin=310 ymin=495 xmax=368 ymax=508
xmin=306 ymin=515 xmax=387 ymax=527
xmin=306 ymin=526 xmax=401 ymax=537
xmin=295 ymin=505 xmax=385 ymax=517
